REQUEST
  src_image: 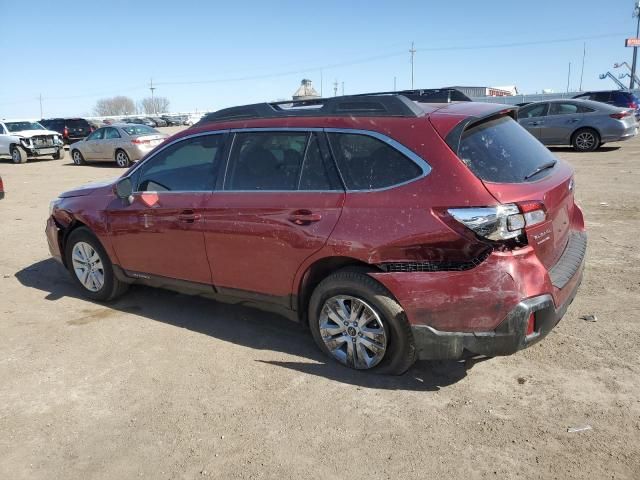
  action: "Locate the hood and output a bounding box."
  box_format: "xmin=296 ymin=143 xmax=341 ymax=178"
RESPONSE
xmin=59 ymin=178 xmax=117 ymax=198
xmin=12 ymin=129 xmax=60 ymax=138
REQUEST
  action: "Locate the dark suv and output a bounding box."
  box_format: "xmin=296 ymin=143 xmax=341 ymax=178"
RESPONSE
xmin=46 ymin=93 xmax=586 ymax=374
xmin=40 ymin=118 xmax=94 ymax=144
xmin=573 ymin=90 xmax=640 ymax=118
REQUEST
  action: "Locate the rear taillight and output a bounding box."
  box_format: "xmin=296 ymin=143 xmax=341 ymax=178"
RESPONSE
xmin=447 ymin=201 xmax=546 ymax=243
xmin=90 ymin=126 xmax=95 ymax=132
xmin=0 ymin=176 xmax=4 ymax=192
xmin=132 ymin=138 xmax=151 ymax=145
xmin=610 ymin=111 xmax=631 ymax=119
xmin=629 ymin=101 xmax=638 ymax=109
xmin=63 ymin=127 xmax=69 ymax=138
xmin=526 ymin=313 xmax=536 ymax=336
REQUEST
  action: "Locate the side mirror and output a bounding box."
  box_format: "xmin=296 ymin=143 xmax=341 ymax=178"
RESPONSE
xmin=115 ymin=177 xmax=133 ymax=202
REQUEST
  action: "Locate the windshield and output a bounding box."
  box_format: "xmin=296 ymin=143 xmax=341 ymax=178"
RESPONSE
xmin=458 ymin=115 xmax=558 ymax=183
xmin=5 ymin=121 xmax=45 ymax=132
xmin=122 ymin=125 xmax=157 ymax=136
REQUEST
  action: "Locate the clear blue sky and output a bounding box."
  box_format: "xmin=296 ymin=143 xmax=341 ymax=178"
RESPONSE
xmin=1 ymin=0 xmax=638 ymax=118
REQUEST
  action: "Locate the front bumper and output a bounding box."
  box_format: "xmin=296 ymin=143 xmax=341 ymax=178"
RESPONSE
xmin=26 ymin=145 xmax=63 ymax=157
xmin=46 ymin=217 xmax=64 ymax=264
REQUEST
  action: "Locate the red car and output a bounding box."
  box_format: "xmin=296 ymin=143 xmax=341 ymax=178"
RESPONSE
xmin=46 ymin=92 xmax=586 ymax=374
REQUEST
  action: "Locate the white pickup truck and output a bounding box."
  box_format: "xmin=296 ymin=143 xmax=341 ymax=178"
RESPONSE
xmin=0 ymin=120 xmax=65 ymax=163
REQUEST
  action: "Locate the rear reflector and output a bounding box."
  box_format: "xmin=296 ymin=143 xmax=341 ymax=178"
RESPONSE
xmin=526 ymin=313 xmax=536 ymax=336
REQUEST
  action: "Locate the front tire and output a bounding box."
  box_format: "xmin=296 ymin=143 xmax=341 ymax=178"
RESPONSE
xmin=52 ymin=149 xmax=65 ymax=160
xmin=115 ymin=149 xmax=131 ymax=168
xmin=11 ymin=146 xmax=27 ymax=164
xmin=309 ymin=270 xmax=416 ymax=375
xmin=65 ymin=227 xmax=128 ymax=302
xmin=572 ymin=128 xmax=600 ymax=152
xmin=71 ymin=149 xmax=86 ymax=165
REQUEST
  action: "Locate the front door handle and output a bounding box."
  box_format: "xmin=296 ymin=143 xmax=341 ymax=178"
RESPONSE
xmin=288 ymin=209 xmax=322 ymax=226
xmin=178 ymin=209 xmax=201 ymax=223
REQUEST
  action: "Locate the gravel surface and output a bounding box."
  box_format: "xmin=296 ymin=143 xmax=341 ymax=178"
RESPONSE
xmin=1 ymin=128 xmax=639 ymax=479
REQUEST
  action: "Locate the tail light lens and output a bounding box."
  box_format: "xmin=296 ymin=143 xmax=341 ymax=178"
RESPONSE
xmin=0 ymin=176 xmax=4 ymax=192
xmin=63 ymin=127 xmax=69 ymax=138
xmin=447 ymin=201 xmax=546 ymax=243
xmin=610 ymin=111 xmax=631 ymax=119
xmin=628 ymin=101 xmax=637 ymax=109
xmin=132 ymin=138 xmax=151 ymax=145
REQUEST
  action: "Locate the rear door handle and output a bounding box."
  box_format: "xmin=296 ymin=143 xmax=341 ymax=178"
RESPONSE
xmin=288 ymin=209 xmax=322 ymax=225
xmin=529 ymin=121 xmax=543 ymax=126
xmin=178 ymin=209 xmax=201 ymax=223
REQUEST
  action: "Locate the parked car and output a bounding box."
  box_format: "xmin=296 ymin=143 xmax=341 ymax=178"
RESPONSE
xmin=0 ymin=175 xmax=4 ymax=199
xmin=573 ymin=90 xmax=640 ymax=119
xmin=161 ymin=115 xmax=182 ymax=126
xmin=0 ymin=120 xmax=65 ymax=163
xmin=123 ymin=117 xmax=154 ymax=127
xmin=39 ymin=118 xmax=94 ymax=145
xmin=70 ymin=124 xmax=168 ymax=167
xmin=47 ymin=93 xmax=586 ymax=374
xmin=150 ymin=117 xmax=168 ymax=127
xmin=517 ymin=99 xmax=638 ymax=151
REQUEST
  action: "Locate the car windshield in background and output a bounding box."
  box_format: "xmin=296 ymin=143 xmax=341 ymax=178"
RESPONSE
xmin=122 ymin=125 xmax=157 ymax=136
xmin=458 ymin=116 xmax=558 ymax=183
xmin=6 ymin=122 xmax=45 ymax=132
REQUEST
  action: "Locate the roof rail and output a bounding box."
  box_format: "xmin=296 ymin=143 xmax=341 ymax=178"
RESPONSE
xmin=352 ymin=88 xmax=472 ymax=103
xmin=197 ymin=94 xmax=426 ymax=124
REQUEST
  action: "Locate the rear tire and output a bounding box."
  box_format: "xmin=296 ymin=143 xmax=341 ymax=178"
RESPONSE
xmin=52 ymin=149 xmax=65 ymax=160
xmin=309 ymin=270 xmax=416 ymax=375
xmin=10 ymin=146 xmax=27 ymax=164
xmin=71 ymin=150 xmax=86 ymax=165
xmin=572 ymin=128 xmax=600 ymax=152
xmin=115 ymin=149 xmax=131 ymax=168
xmin=65 ymin=227 xmax=128 ymax=302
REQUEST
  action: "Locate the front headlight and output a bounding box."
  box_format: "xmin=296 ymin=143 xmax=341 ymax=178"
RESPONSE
xmin=49 ymin=198 xmax=61 ymax=216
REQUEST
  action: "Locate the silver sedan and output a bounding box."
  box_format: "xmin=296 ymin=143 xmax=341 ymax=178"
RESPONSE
xmin=517 ymin=99 xmax=638 ymax=152
xmin=70 ymin=124 xmax=168 ymax=167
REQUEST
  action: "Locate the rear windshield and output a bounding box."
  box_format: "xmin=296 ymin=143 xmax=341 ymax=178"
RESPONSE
xmin=458 ymin=116 xmax=558 ymax=183
xmin=67 ymin=119 xmax=90 ymax=128
xmin=6 ymin=121 xmax=45 ymax=132
xmin=122 ymin=125 xmax=157 ymax=136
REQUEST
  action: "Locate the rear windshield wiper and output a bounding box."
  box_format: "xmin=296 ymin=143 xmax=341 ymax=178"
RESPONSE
xmin=524 ymin=160 xmax=556 ymax=180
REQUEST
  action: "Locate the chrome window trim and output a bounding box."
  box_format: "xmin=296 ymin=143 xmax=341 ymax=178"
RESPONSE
xmin=123 ymin=126 xmax=432 ymax=195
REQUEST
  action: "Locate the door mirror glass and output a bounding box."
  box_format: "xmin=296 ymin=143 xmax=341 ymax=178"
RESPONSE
xmin=115 ymin=177 xmax=133 ymax=200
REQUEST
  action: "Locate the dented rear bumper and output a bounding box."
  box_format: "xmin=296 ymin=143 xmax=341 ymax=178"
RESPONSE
xmin=369 ymin=231 xmax=586 ymax=360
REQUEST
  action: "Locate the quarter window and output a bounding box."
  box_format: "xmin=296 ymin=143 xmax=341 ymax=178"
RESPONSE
xmin=327 ymin=133 xmax=422 ymax=190
xmin=137 ymin=134 xmax=225 ymax=192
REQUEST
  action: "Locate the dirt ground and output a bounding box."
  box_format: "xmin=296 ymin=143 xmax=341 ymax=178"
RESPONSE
xmin=0 ymin=127 xmax=639 ymax=480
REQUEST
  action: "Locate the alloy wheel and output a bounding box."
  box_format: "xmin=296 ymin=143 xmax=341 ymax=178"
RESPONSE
xmin=71 ymin=242 xmax=105 ymax=292
xmin=73 ymin=151 xmax=82 ymax=165
xmin=319 ymin=295 xmax=387 ymax=369
xmin=575 ymin=132 xmax=596 ymax=151
xmin=116 ymin=151 xmax=129 ymax=167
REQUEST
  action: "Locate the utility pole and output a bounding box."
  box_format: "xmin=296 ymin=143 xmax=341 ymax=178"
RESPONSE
xmin=566 ymin=62 xmax=571 ymax=93
xmin=38 ymin=94 xmax=43 ymax=119
xmin=394 ymin=76 xmax=397 ymax=91
xmin=149 ymin=78 xmax=156 ymax=114
xmin=631 ymin=1 xmax=640 ymax=89
xmin=409 ymin=41 xmax=416 ymax=89
xmin=333 ymin=80 xmax=338 ymax=97
xmin=579 ymin=42 xmax=586 ymax=91
xmin=341 ymin=82 xmax=344 ymax=95
xmin=320 ymin=70 xmax=324 ymax=97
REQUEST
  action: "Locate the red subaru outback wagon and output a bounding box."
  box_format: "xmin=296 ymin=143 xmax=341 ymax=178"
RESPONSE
xmin=46 ymin=91 xmax=586 ymax=375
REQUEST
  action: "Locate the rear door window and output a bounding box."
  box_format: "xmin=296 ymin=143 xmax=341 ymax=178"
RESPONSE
xmin=105 ymin=127 xmax=121 ymax=139
xmin=458 ymin=116 xmax=558 ymax=183
xmin=548 ymin=103 xmax=579 ymax=115
xmin=327 ymin=132 xmax=422 ymax=190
